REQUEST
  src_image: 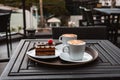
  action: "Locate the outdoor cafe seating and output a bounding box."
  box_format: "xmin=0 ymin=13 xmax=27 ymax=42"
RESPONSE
xmin=1 ymin=0 xmax=120 ymax=80
xmin=94 ymin=8 xmax=120 ymax=44
xmin=79 ymin=6 xmax=120 ymax=45
xmin=1 ymin=13 xmax=120 ymax=80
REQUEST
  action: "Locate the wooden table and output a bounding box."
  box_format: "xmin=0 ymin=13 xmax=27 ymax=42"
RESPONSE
xmin=94 ymin=8 xmax=120 ymax=44
xmin=1 ymin=39 xmax=120 ymax=80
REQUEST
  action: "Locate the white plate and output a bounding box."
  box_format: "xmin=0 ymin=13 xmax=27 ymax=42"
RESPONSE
xmin=59 ymin=52 xmax=93 ymax=62
xmin=55 ymin=44 xmax=65 ymax=50
xmin=26 ymin=49 xmax=61 ymax=59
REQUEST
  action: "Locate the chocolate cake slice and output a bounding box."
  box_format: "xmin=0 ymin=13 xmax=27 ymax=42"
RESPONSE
xmin=35 ymin=42 xmax=55 ymax=56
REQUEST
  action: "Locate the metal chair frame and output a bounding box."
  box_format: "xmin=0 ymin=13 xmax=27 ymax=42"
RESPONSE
xmin=0 ymin=9 xmax=12 ymax=62
xmin=79 ymin=7 xmax=104 ymax=26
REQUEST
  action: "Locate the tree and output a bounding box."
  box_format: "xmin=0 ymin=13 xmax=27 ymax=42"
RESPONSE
xmin=39 ymin=0 xmax=44 ymax=27
xmin=0 ymin=0 xmax=68 ymax=16
xmin=43 ymin=0 xmax=69 ymax=16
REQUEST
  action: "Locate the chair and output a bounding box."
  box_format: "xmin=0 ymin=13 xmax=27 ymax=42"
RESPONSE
xmin=26 ymin=29 xmax=36 ymax=39
xmin=79 ymin=7 xmax=104 ymax=26
xmin=0 ymin=9 xmax=12 ymax=62
xmin=52 ymin=26 xmax=107 ymax=39
xmin=79 ymin=6 xmax=88 ymax=26
xmin=106 ymin=15 xmax=120 ymax=44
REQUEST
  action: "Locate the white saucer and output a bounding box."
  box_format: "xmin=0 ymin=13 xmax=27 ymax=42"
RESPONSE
xmin=59 ymin=52 xmax=93 ymax=62
xmin=55 ymin=44 xmax=65 ymax=50
xmin=26 ymin=49 xmax=61 ymax=59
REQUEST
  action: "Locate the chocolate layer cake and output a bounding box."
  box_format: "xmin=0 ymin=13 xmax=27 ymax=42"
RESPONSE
xmin=35 ymin=42 xmax=55 ymax=56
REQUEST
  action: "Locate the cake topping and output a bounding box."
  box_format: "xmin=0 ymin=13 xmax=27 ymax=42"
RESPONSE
xmin=48 ymin=39 xmax=53 ymax=45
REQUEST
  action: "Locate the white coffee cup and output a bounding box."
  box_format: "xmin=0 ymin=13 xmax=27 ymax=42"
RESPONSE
xmin=59 ymin=34 xmax=77 ymax=45
xmin=63 ymin=40 xmax=86 ymax=60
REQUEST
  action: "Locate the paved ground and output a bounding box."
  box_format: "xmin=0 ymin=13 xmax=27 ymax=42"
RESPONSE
xmin=0 ymin=40 xmax=20 ymax=75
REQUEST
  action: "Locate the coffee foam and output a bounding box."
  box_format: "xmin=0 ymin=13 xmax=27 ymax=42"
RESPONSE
xmin=62 ymin=34 xmax=77 ymax=37
xmin=68 ymin=40 xmax=86 ymax=45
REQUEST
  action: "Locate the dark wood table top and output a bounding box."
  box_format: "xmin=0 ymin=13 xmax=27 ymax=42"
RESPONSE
xmin=1 ymin=39 xmax=120 ymax=80
xmin=94 ymin=8 xmax=120 ymax=15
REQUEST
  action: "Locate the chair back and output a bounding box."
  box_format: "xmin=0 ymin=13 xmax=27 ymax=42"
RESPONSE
xmin=0 ymin=9 xmax=11 ymax=32
xmin=85 ymin=9 xmax=94 ymax=26
xmin=80 ymin=7 xmax=87 ymax=21
xmin=80 ymin=7 xmax=94 ymax=26
xmin=0 ymin=9 xmax=12 ymax=13
xmin=0 ymin=13 xmax=11 ymax=32
xmin=52 ymin=26 xmax=107 ymax=39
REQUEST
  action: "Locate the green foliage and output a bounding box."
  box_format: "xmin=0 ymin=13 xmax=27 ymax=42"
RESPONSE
xmin=11 ymin=27 xmax=16 ymax=32
xmin=0 ymin=0 xmax=21 ymax=7
xmin=43 ymin=0 xmax=69 ymax=16
xmin=0 ymin=0 xmax=69 ymax=16
xmin=0 ymin=0 xmax=38 ymax=9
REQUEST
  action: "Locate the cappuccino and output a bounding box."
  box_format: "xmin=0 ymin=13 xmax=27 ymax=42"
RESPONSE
xmin=68 ymin=40 xmax=85 ymax=45
xmin=62 ymin=34 xmax=77 ymax=37
xmin=59 ymin=34 xmax=77 ymax=45
xmin=63 ymin=40 xmax=86 ymax=60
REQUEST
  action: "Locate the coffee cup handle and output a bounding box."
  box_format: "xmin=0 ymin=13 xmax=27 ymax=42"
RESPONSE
xmin=59 ymin=36 xmax=62 ymax=42
xmin=62 ymin=46 xmax=70 ymax=53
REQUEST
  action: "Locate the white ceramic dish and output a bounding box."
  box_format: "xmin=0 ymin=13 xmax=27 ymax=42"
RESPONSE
xmin=26 ymin=49 xmax=61 ymax=59
xmin=59 ymin=52 xmax=93 ymax=62
xmin=55 ymin=44 xmax=65 ymax=50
